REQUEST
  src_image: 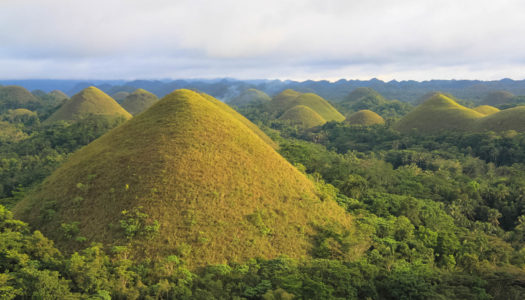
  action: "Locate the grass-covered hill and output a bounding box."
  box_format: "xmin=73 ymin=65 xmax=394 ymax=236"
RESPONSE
xmin=44 ymin=86 xmax=132 ymax=123
xmin=393 ymin=93 xmax=484 ymax=133
xmin=482 ymin=90 xmax=515 ymax=105
xmin=14 ymin=89 xmax=353 ymax=267
xmin=49 ymin=90 xmax=69 ymax=101
xmin=346 ymin=109 xmax=385 ymax=126
xmin=111 ymin=91 xmax=131 ymax=103
xmin=120 ymin=88 xmax=159 ymax=115
xmin=278 ymin=105 xmax=327 ymax=128
xmin=343 ymin=87 xmax=387 ymax=104
xmin=473 ymin=106 xmax=525 ymax=132
xmin=228 ymin=88 xmax=271 ymax=107
xmin=0 ymin=85 xmax=42 ymax=112
xmin=269 ymin=89 xmax=345 ymax=122
xmin=473 ymin=105 xmax=500 ymax=115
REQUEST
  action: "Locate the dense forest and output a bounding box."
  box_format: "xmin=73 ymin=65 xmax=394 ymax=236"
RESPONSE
xmin=2 ymin=84 xmax=525 ymax=299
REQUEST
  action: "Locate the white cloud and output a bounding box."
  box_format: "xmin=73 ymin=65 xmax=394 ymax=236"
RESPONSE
xmin=1 ymin=0 xmax=525 ymax=80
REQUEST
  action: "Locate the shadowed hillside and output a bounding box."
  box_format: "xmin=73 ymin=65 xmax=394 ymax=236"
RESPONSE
xmin=0 ymin=85 xmax=42 ymax=112
xmin=346 ymin=110 xmax=385 ymax=126
xmin=120 ymin=89 xmax=159 ymax=115
xmin=229 ymin=88 xmax=271 ymax=107
xmin=111 ymin=91 xmax=131 ymax=103
xmin=482 ymin=90 xmax=515 ymax=105
xmin=44 ymin=86 xmax=132 ymax=123
xmin=473 ymin=106 xmax=525 ymax=132
xmin=15 ymin=89 xmax=353 ymax=267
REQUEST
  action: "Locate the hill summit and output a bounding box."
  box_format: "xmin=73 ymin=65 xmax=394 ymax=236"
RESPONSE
xmin=278 ymin=105 xmax=327 ymax=128
xmin=269 ymin=90 xmax=345 ymax=122
xmin=393 ymin=93 xmax=484 ymax=133
xmin=44 ymin=86 xmax=132 ymax=123
xmin=0 ymin=85 xmax=42 ymax=112
xmin=346 ymin=110 xmax=385 ymax=126
xmin=120 ymin=88 xmax=159 ymax=115
xmin=228 ymin=88 xmax=271 ymax=107
xmin=15 ymin=89 xmax=352 ymax=267
xmin=473 ymin=105 xmax=500 ymax=115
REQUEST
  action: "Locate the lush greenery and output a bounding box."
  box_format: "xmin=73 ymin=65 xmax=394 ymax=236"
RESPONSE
xmin=3 ymin=85 xmax=525 ymax=298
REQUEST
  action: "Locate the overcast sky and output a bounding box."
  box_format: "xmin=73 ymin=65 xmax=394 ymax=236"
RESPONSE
xmin=1 ymin=0 xmax=525 ymax=81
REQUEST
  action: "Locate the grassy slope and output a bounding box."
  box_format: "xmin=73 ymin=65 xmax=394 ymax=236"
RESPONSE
xmin=120 ymin=89 xmax=159 ymax=115
xmin=112 ymin=91 xmax=131 ymax=103
xmin=229 ymin=88 xmax=271 ymax=107
xmin=293 ymin=93 xmax=345 ymax=122
xmin=346 ymin=110 xmax=385 ymax=126
xmin=269 ymin=90 xmax=345 ymax=122
xmin=344 ymin=87 xmax=386 ymax=103
xmin=45 ymin=86 xmax=132 ymax=123
xmin=279 ymin=105 xmax=327 ymax=128
xmin=394 ymin=93 xmax=484 ymax=133
xmin=473 ymin=106 xmax=525 ymax=132
xmin=0 ymin=86 xmax=41 ymax=111
xmin=473 ymin=105 xmax=500 ymax=115
xmin=15 ymin=89 xmax=352 ymax=267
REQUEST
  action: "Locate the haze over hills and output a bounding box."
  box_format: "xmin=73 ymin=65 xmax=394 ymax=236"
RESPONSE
xmin=346 ymin=110 xmax=385 ymax=126
xmin=482 ymin=90 xmax=515 ymax=106
xmin=44 ymin=86 xmax=132 ymax=123
xmin=228 ymin=88 xmax=271 ymax=107
xmin=120 ymin=88 xmax=159 ymax=115
xmin=4 ymin=78 xmax=525 ymax=103
xmin=14 ymin=89 xmax=353 ymax=266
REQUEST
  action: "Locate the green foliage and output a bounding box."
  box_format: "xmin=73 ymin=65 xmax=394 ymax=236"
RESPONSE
xmin=119 ymin=206 xmax=160 ymax=240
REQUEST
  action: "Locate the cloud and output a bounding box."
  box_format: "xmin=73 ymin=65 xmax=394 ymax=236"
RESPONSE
xmin=1 ymin=0 xmax=525 ymax=80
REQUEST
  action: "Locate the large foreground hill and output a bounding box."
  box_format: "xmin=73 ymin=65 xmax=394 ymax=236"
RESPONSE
xmin=15 ymin=89 xmax=353 ymax=267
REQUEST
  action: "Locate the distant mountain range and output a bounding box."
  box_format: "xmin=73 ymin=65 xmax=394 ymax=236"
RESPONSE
xmin=2 ymin=78 xmax=525 ymax=103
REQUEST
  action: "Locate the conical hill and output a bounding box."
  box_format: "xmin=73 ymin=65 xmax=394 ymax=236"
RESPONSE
xmin=44 ymin=86 xmax=132 ymax=123
xmin=344 ymin=87 xmax=386 ymax=103
xmin=229 ymin=88 xmax=271 ymax=107
xmin=269 ymin=90 xmax=344 ymax=122
xmin=111 ymin=91 xmax=130 ymax=103
xmin=473 ymin=105 xmax=500 ymax=115
xmin=346 ymin=110 xmax=385 ymax=125
xmin=0 ymin=85 xmax=42 ymax=112
xmin=120 ymin=88 xmax=159 ymax=115
xmin=14 ymin=89 xmax=352 ymax=266
xmin=278 ymin=105 xmax=327 ymax=128
xmin=473 ymin=106 xmax=525 ymax=132
xmin=393 ymin=93 xmax=484 ymax=133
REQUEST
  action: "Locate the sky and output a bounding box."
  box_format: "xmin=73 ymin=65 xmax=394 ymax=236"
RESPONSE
xmin=1 ymin=0 xmax=525 ymax=81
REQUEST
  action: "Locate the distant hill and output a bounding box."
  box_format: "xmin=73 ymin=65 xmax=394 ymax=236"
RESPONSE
xmin=278 ymin=105 xmax=327 ymax=128
xmin=120 ymin=89 xmax=158 ymax=115
xmin=0 ymin=85 xmax=42 ymax=112
xmin=343 ymin=87 xmax=387 ymax=104
xmin=394 ymin=93 xmax=484 ymax=133
xmin=228 ymin=88 xmax=271 ymax=107
xmin=111 ymin=91 xmax=130 ymax=103
xmin=473 ymin=105 xmax=500 ymax=115
xmin=269 ymin=89 xmax=344 ymax=122
xmin=14 ymin=89 xmax=353 ymax=267
xmin=482 ymin=91 xmax=515 ymax=105
xmin=346 ymin=110 xmax=385 ymax=126
xmin=44 ymin=86 xmax=132 ymax=123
